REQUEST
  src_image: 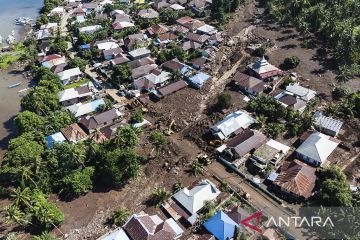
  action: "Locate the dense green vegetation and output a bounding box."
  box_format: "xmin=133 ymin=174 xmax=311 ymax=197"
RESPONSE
xmin=216 ymin=93 xmax=232 ymax=110
xmin=268 ymin=0 xmax=360 ymax=79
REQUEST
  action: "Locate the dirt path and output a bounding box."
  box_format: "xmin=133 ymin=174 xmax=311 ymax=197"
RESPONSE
xmin=60 ymin=11 xmax=71 ymax=36
xmin=341 ymin=153 xmax=360 ymax=171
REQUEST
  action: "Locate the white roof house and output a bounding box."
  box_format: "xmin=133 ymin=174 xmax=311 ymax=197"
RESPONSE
xmin=266 ymin=139 xmax=290 ymax=154
xmin=79 ymin=25 xmax=102 ymax=33
xmin=66 ymin=98 xmax=105 ymax=118
xmin=173 ymin=179 xmax=220 ymax=214
xmin=296 ymin=131 xmax=339 ymax=166
xmin=247 ymin=56 xmax=282 ymax=79
xmin=48 ymin=7 xmax=65 ymax=16
xmin=58 ymin=82 xmax=95 ymax=103
xmin=170 ymin=4 xmax=185 ymax=10
xmin=314 ymin=112 xmax=343 ymax=137
xmin=144 ymin=70 xmax=171 ymax=85
xmin=57 ymin=67 xmax=82 ymax=85
xmin=97 ymin=227 xmax=130 ymax=240
xmin=197 ymin=24 xmax=217 ymax=35
xmin=97 ymin=42 xmax=119 ymax=51
xmin=210 ymin=110 xmax=255 ymax=140
xmin=286 ymin=83 xmax=317 ymax=102
xmin=128 ymin=47 xmax=151 ymax=60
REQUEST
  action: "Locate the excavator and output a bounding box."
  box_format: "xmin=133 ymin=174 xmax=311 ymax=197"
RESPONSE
xmin=209 ymin=139 xmax=222 ymax=147
xmin=164 ymin=120 xmax=175 ymax=136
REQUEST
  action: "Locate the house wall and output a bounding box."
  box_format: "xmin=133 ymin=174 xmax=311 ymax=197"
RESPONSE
xmin=61 ymin=98 xmax=79 ymax=107
xmin=296 ymin=152 xmax=321 ymax=167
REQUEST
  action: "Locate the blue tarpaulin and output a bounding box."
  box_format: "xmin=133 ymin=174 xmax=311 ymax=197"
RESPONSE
xmin=203 ymin=211 xmax=239 ymax=240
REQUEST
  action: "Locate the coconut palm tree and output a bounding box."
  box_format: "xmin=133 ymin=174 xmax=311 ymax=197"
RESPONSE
xmin=151 ymin=188 xmax=171 ymax=207
xmin=173 ymin=182 xmax=184 ymax=193
xmin=112 ymin=207 xmax=130 ymax=226
xmin=191 ymin=160 xmax=203 ymax=176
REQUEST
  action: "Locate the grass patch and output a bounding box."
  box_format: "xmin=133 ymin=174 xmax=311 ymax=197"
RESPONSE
xmin=0 ymin=54 xmax=22 ymax=69
xmin=64 ymin=78 xmax=89 ymax=89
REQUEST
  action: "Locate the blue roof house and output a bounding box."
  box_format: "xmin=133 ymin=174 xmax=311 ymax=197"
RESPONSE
xmin=188 ymin=72 xmax=210 ymax=89
xmin=46 ymin=132 xmax=66 ymax=148
xmin=203 ymin=211 xmax=239 ymax=240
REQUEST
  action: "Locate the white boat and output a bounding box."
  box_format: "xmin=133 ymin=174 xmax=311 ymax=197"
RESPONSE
xmin=18 ymin=88 xmax=28 ymax=93
xmin=8 ymin=82 xmax=21 ymax=88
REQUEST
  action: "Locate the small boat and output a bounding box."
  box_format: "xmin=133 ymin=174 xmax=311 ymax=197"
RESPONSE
xmin=18 ymin=88 xmax=28 ymax=93
xmin=8 ymin=82 xmax=21 ymax=88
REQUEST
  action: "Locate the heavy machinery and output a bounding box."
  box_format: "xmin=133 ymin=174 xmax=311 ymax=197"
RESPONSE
xmin=164 ymin=120 xmax=175 ymax=136
xmin=209 ymin=139 xmax=222 ymax=147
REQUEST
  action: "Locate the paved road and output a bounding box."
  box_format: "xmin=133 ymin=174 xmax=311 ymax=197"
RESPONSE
xmin=207 ymin=161 xmax=305 ymax=239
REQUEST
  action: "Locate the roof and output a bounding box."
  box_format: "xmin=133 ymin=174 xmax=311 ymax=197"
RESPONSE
xmin=147 ymin=24 xmax=169 ymax=35
xmin=185 ymin=32 xmax=209 ymax=43
xmin=60 ymin=123 xmax=88 ymax=143
xmin=314 ymin=112 xmax=343 ymax=135
xmin=123 ymin=213 xmax=181 ymax=240
xmin=209 ymin=32 xmax=224 ymax=42
xmin=128 ymin=48 xmax=151 ymax=59
xmin=226 ymin=129 xmax=267 ymax=157
xmin=296 ymin=131 xmax=339 ymax=164
xmin=188 ymin=72 xmax=210 ymax=88
xmin=183 ymin=20 xmax=206 ymax=32
xmin=162 ymin=58 xmax=186 ymax=71
xmin=66 ymin=98 xmax=105 ymax=118
xmin=203 ymin=211 xmax=239 ymax=240
xmin=276 ymin=92 xmax=307 ymax=111
xmin=46 ymin=132 xmax=66 ymax=148
xmin=192 ymin=57 xmax=207 ymax=67
xmin=273 ymin=159 xmax=316 ymax=199
xmin=144 ymin=70 xmax=171 ymax=85
xmin=131 ymin=64 xmax=158 ymax=79
xmin=157 ymin=80 xmax=188 ymax=97
xmin=158 ymin=32 xmax=177 ymax=42
xmin=211 ymin=111 xmax=255 ymax=139
xmin=266 ymin=139 xmax=290 ymax=154
xmin=172 ymin=25 xmax=189 ymax=34
xmin=197 ymin=24 xmax=217 ymax=35
xmin=58 ymin=82 xmax=94 ymax=102
xmin=247 ymin=56 xmax=282 ymax=79
xmin=79 ymin=109 xmax=122 ymax=130
xmin=233 ymin=72 xmax=265 ymax=93
xmin=182 ymin=40 xmax=202 ymax=51
xmin=128 ymin=57 xmax=155 ymax=69
xmin=227 ymin=206 xmax=250 ymax=225
xmin=98 ymin=227 xmax=130 ymax=240
xmin=173 ymin=179 xmax=220 ymax=214
xmin=111 ymin=54 xmax=130 ymax=65
xmin=286 ymin=83 xmax=317 ymax=101
xmin=170 ymin=3 xmax=185 ymax=10
xmin=97 ymin=41 xmax=119 ymax=51
xmin=79 ymin=25 xmax=102 ymax=33
xmin=41 ymin=54 xmax=63 ymax=62
xmin=138 ymin=8 xmax=159 ymax=18
xmin=112 ymin=21 xmax=135 ymax=30
xmin=134 ymin=77 xmax=156 ymax=90
xmin=176 ymin=16 xmax=194 ymax=25
xmin=103 ymin=47 xmax=122 ymax=57
xmin=57 ymin=67 xmax=82 ymax=81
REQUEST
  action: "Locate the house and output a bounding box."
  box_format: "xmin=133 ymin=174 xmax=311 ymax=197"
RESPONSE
xmin=128 ymin=47 xmax=151 ymax=60
xmin=202 ymin=45 xmax=218 ymax=58
xmin=45 ymin=132 xmax=66 ymax=148
xmin=182 ymin=40 xmax=202 ymax=51
xmin=172 ymin=25 xmax=189 ymax=34
xmin=183 ymin=19 xmax=206 ymax=32
xmin=191 ymin=57 xmax=208 ymax=70
xmin=111 ymin=10 xmax=126 ymax=16
xmin=275 ymin=92 xmax=307 ymax=112
xmin=286 ymin=83 xmax=317 ymax=102
xmin=170 ymin=3 xmax=185 ymax=10
xmin=123 ymin=212 xmax=183 ymax=240
xmin=111 ymin=54 xmax=130 ymax=65
xmin=131 ymin=64 xmax=158 ymax=79
xmin=247 ymin=56 xmax=282 ymax=80
xmin=72 ymin=7 xmax=86 ymax=17
xmin=41 ymin=54 xmax=66 ymax=68
xmin=112 ymin=21 xmax=135 ymax=30
xmin=153 ymin=0 xmax=170 ymax=10
xmin=48 ymin=7 xmax=65 ymax=16
xmin=155 ymin=32 xmax=178 ymax=45
xmin=162 ymin=58 xmax=192 ymax=74
xmin=233 ymin=72 xmax=265 ymax=96
xmin=296 ymin=131 xmax=339 ymax=166
xmin=147 ymin=24 xmax=169 ymax=36
xmin=138 ymin=8 xmax=159 ymax=19
xmin=61 ymin=123 xmax=88 ymax=143
xmin=166 ymin=179 xmax=220 ymax=224
xmin=203 ymin=211 xmax=239 ymax=240
xmin=197 ymin=24 xmax=217 ymax=35
xmin=40 ymin=22 xmax=58 ymax=31
xmin=36 ymin=29 xmax=53 ymax=41
xmin=313 ymin=112 xmax=343 ymax=137
xmin=227 ymin=205 xmax=250 ymax=225
xmin=79 ymin=25 xmax=102 ymax=34
xmin=124 ymin=34 xmax=148 ymax=51
xmin=95 ymin=40 xmax=119 ymax=51
xmin=144 ymin=69 xmax=171 ymax=86
xmin=211 ymin=111 xmax=255 ymax=140
xmin=58 ymin=82 xmax=95 ymax=106
xmin=57 ymin=67 xmax=82 ymax=85
xmin=127 ymin=57 xmax=156 ymax=69
xmin=103 ymin=47 xmax=122 ymax=60
xmin=152 ymin=80 xmax=188 ymax=99
xmin=51 ymin=63 xmax=67 ymax=74
xmin=248 ymin=139 xmax=290 ymax=173
xmin=187 ymin=72 xmax=210 ymax=89
xmin=208 ymin=32 xmax=224 ymax=46
xmin=271 ymin=160 xmax=316 ymax=201
xmin=185 ymin=32 xmax=209 ymax=44
xmin=134 ymin=78 xmax=156 ymax=92
xmin=98 ymin=227 xmax=130 ymax=240
xmin=66 ymin=98 xmax=106 ymax=118
xmin=79 ymin=108 xmax=123 ymax=133
xmin=221 ymin=129 xmax=267 ymax=161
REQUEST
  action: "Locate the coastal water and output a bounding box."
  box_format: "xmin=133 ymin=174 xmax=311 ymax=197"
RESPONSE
xmin=0 ymin=0 xmax=41 ymax=159
xmin=0 ymin=0 xmax=42 ymax=41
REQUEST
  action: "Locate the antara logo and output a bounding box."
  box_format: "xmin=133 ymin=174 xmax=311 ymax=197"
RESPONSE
xmin=239 ymin=211 xmax=335 ymax=233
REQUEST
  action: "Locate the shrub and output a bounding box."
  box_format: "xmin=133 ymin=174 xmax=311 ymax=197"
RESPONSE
xmin=131 ymin=110 xmax=144 ymax=123
xmin=332 ymin=86 xmax=350 ymax=100
xmin=216 ymin=93 xmax=232 ymax=109
xmin=282 ymin=56 xmax=300 ymax=70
